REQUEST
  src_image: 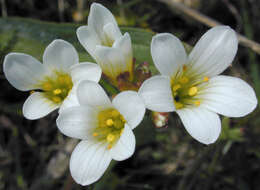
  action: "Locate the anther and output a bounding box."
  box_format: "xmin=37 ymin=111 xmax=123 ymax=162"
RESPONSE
xmin=203 ymin=76 xmax=209 ymax=82
xmin=53 ymin=88 xmax=62 ymax=95
xmin=188 ymin=87 xmax=198 ymax=96
xmin=92 ymin=132 xmax=98 ymax=137
xmin=106 ymin=134 xmax=115 ymax=142
xmin=194 ymin=101 xmax=200 ymax=106
xmin=179 ymin=77 xmax=189 ymax=84
xmin=107 ymin=144 xmax=112 ymax=149
xmin=183 ymin=65 xmax=187 ymax=71
xmin=106 ymin=119 xmax=114 ymax=126
xmin=172 ymin=84 xmax=181 ymax=92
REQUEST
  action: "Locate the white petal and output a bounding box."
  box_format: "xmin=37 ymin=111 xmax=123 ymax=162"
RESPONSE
xmin=23 ymin=92 xmax=58 ymax=120
xmin=110 ymin=124 xmax=135 ymax=161
xmin=112 ymin=91 xmax=145 ymax=129
xmin=151 ymin=33 xmax=187 ymax=77
xmin=103 ymin=23 xmax=122 ymax=43
xmin=187 ymin=26 xmax=238 ymax=77
xmin=76 ymin=26 xmax=101 ymax=58
xmin=94 ymin=46 xmax=126 ymax=80
xmin=77 ymin=80 xmax=112 ymax=109
xmin=57 ymin=106 xmax=97 ymax=139
xmin=88 ymin=3 xmax=121 ymax=41
xmin=70 ymin=62 xmax=102 ymax=84
xmin=59 ymin=83 xmax=80 ymax=113
xmin=138 ymin=76 xmax=175 ymax=112
xmin=177 ymin=107 xmax=221 ymax=145
xmin=70 ymin=140 xmax=112 ymax=186
xmin=43 ymin=39 xmax=79 ymax=72
xmin=113 ymin=33 xmax=133 ymax=72
xmin=3 ymin=53 xmax=49 ymax=91
xmin=198 ymin=75 xmax=257 ymax=117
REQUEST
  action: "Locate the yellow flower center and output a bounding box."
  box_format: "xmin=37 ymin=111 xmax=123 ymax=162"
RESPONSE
xmin=39 ymin=71 xmax=73 ymax=104
xmin=92 ymin=108 xmax=126 ymax=149
xmin=171 ymin=65 xmax=209 ymax=109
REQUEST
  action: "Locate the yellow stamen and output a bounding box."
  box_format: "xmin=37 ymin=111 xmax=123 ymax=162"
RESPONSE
xmin=52 ymin=96 xmax=62 ymax=103
xmin=92 ymin=132 xmax=98 ymax=137
xmin=64 ymin=76 xmax=72 ymax=85
xmin=194 ymin=101 xmax=200 ymax=106
xmin=106 ymin=119 xmax=114 ymax=126
xmin=106 ymin=133 xmax=115 ymax=142
xmin=188 ymin=87 xmax=198 ymax=96
xmin=172 ymin=84 xmax=181 ymax=92
xmin=179 ymin=76 xmax=189 ymax=84
xmin=42 ymin=82 xmax=52 ymax=91
xmin=183 ymin=65 xmax=187 ymax=71
xmin=175 ymin=102 xmax=184 ymax=109
xmin=111 ymin=110 xmax=119 ymax=117
xmin=107 ymin=144 xmax=112 ymax=149
xmin=204 ymin=76 xmax=209 ymax=82
xmin=120 ymin=115 xmax=126 ymax=123
xmin=120 ymin=129 xmax=124 ymax=135
xmin=58 ymin=76 xmax=65 ymax=83
xmin=53 ymin=88 xmax=62 ymax=95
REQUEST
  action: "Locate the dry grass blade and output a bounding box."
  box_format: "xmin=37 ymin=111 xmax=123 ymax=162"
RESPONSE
xmin=157 ymin=0 xmax=260 ymax=55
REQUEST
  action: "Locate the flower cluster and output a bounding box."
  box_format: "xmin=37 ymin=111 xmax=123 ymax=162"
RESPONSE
xmin=3 ymin=3 xmax=257 ymax=186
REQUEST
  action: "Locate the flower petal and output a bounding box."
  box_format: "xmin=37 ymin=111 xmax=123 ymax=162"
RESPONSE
xmin=70 ymin=140 xmax=112 ymax=186
xmin=77 ymin=80 xmax=112 ymax=109
xmin=198 ymin=75 xmax=257 ymax=117
xmin=151 ymin=33 xmax=187 ymax=77
xmin=76 ymin=26 xmax=101 ymax=58
xmin=177 ymin=107 xmax=221 ymax=145
xmin=57 ymin=106 xmax=97 ymax=139
xmin=187 ymin=26 xmax=238 ymax=77
xmin=113 ymin=32 xmax=133 ymax=72
xmin=70 ymin=62 xmax=102 ymax=84
xmin=110 ymin=124 xmax=135 ymax=161
xmin=112 ymin=91 xmax=145 ymax=129
xmin=103 ymin=23 xmax=122 ymax=43
xmin=43 ymin=39 xmax=79 ymax=72
xmin=3 ymin=53 xmax=48 ymax=91
xmin=88 ymin=3 xmax=121 ymax=41
xmin=138 ymin=76 xmax=175 ymax=112
xmin=23 ymin=92 xmax=58 ymax=120
xmin=94 ymin=45 xmax=126 ymax=80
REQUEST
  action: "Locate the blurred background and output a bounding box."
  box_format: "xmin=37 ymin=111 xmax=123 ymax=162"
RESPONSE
xmin=0 ymin=0 xmax=260 ymax=189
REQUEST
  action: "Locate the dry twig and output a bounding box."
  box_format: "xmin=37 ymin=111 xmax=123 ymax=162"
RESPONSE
xmin=158 ymin=0 xmax=260 ymax=55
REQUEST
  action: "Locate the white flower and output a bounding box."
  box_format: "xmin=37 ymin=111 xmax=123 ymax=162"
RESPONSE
xmin=3 ymin=39 xmax=102 ymax=120
xmin=77 ymin=3 xmax=133 ymax=85
xmin=138 ymin=26 xmax=257 ymax=144
xmin=56 ymin=80 xmax=145 ymax=185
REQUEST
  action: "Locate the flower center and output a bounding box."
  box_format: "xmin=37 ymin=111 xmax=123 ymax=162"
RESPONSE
xmin=40 ymin=71 xmax=73 ymax=104
xmin=171 ymin=65 xmax=209 ymax=109
xmin=92 ymin=108 xmax=126 ymax=149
